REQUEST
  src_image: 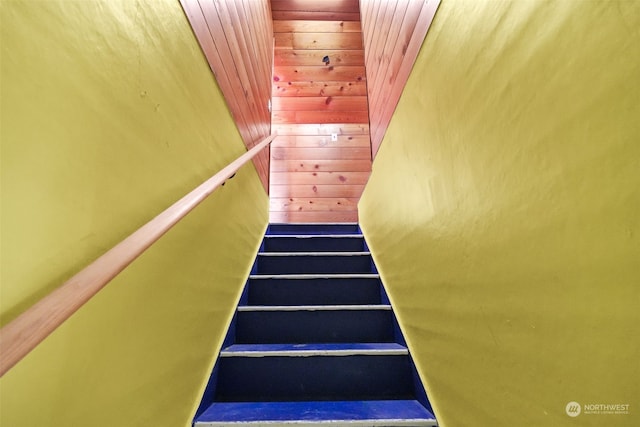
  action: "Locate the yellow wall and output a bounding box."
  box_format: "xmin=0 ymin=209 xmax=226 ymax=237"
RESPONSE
xmin=1 ymin=1 xmax=268 ymax=426
xmin=359 ymin=1 xmax=639 ymax=426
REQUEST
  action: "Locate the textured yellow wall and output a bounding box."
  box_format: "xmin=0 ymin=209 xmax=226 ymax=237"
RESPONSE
xmin=359 ymin=1 xmax=639 ymax=426
xmin=0 ymin=1 xmax=268 ymax=426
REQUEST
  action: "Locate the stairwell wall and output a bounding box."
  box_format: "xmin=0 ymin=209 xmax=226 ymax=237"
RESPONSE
xmin=0 ymin=1 xmax=268 ymax=426
xmin=358 ymin=1 xmax=639 ymax=426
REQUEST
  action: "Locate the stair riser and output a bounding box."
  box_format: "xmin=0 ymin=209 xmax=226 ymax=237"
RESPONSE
xmin=248 ymin=278 xmax=382 ymax=305
xmin=263 ymin=236 xmax=366 ymax=252
xmin=236 ymin=310 xmax=394 ymax=343
xmin=215 ymin=355 xmax=413 ymax=402
xmin=257 ymin=255 xmax=373 ymax=274
xmin=268 ymin=224 xmax=360 ymax=235
xmin=195 ymin=223 xmax=436 ymax=426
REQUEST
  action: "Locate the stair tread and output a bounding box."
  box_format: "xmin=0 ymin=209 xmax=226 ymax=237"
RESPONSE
xmin=266 ymin=224 xmax=361 ymax=236
xmin=238 ymin=304 xmax=391 ymax=312
xmin=194 ymin=223 xmax=434 ymax=425
xmin=270 ymin=222 xmax=359 ymax=225
xmin=221 ymin=343 xmax=407 ymax=357
xmin=265 ymin=234 xmax=363 ymax=238
xmin=195 ymin=400 xmax=436 ymax=426
xmin=258 ymin=251 xmax=371 ymax=256
xmin=249 ymin=274 xmax=379 ymax=279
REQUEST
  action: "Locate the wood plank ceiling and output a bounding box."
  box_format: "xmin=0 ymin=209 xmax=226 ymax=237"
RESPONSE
xmin=270 ymin=0 xmax=369 ymax=223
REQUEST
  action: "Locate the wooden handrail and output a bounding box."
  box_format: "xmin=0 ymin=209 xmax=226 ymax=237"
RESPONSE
xmin=0 ymin=133 xmax=276 ymax=377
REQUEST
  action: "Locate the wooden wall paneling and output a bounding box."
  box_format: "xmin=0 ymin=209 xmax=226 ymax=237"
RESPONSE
xmin=361 ymin=0 xmax=440 ymax=158
xmin=359 ymin=0 xmax=371 ymax=41
xmin=273 ymin=81 xmax=368 ymax=97
xmin=269 ymin=210 xmax=359 ymax=223
xmin=363 ymin=1 xmax=380 ymax=50
xmin=364 ymin=0 xmax=381 ymax=52
xmin=271 ymin=147 xmax=371 ymax=161
xmin=180 ymin=1 xmax=250 ymax=142
xmin=368 ymin=0 xmax=410 ymax=102
xmin=275 ymin=32 xmax=363 ymax=50
xmin=249 ymin=0 xmax=274 ymax=76
xmin=273 ymin=134 xmax=371 ymax=147
xmin=361 ymin=0 xmax=373 ymax=50
xmin=365 ymin=0 xmax=387 ymax=72
xmin=274 ymin=65 xmax=365 ymax=82
xmin=232 ymin=0 xmax=271 ymax=129
xmin=369 ymin=0 xmax=430 ymax=149
xmin=271 ymin=10 xmax=361 ymax=21
xmin=270 ymin=184 xmax=366 ymax=198
xmin=180 ymin=0 xmax=273 ymax=189
xmin=270 ymin=197 xmax=359 ymax=212
xmin=274 ymin=49 xmax=364 ymax=66
xmin=224 ymin=0 xmax=263 ymax=121
xmin=212 ymin=0 xmax=268 ymax=178
xmin=247 ymin=0 xmax=274 ymax=179
xmin=271 ymin=0 xmax=360 ymax=13
xmin=235 ymin=1 xmax=271 ymax=175
xmin=261 ymin=0 xmax=275 ymax=109
xmin=294 ymin=32 xmax=363 ymax=49
xmin=367 ymin=0 xmax=422 ymax=123
xmin=273 ymin=20 xmax=362 ymax=33
xmin=193 ymin=0 xmax=270 ymax=182
xmin=212 ymin=0 xmax=264 ymax=132
xmin=199 ymin=1 xmax=262 ymax=134
xmin=271 ymin=3 xmax=371 ymax=223
xmin=365 ymin=0 xmax=399 ymax=89
xmin=271 ymin=171 xmax=370 ymax=186
xmin=243 ymin=0 xmax=274 ymax=93
xmin=273 ymin=32 xmax=293 ymax=48
xmin=272 ymin=123 xmax=369 ymax=135
xmin=272 ymin=96 xmax=368 ymax=111
xmin=372 ymin=0 xmax=440 ymax=154
xmin=271 ymin=0 xmax=360 ymax=21
xmin=270 ymin=159 xmax=372 ymax=172
xmin=272 ymin=110 xmax=370 ymax=124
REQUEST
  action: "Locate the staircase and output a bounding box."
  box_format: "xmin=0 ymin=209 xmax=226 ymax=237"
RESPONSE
xmin=194 ymin=223 xmax=437 ymax=426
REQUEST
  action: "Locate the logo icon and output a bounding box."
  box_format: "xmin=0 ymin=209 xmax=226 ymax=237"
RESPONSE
xmin=566 ymin=401 xmax=581 ymax=417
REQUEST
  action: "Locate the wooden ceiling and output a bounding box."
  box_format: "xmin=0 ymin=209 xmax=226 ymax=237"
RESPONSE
xmin=270 ymin=0 xmax=370 ymax=223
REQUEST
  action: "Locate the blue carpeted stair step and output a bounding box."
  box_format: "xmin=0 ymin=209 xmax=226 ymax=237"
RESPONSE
xmin=215 ymin=343 xmax=414 ymax=402
xmin=247 ymin=274 xmax=382 ymax=305
xmin=256 ymin=252 xmax=373 ymax=274
xmin=263 ymin=235 xmax=366 ymax=252
xmin=235 ymin=305 xmax=394 ymax=344
xmin=267 ymin=223 xmax=360 ymax=235
xmin=195 ymin=400 xmax=437 ymax=426
xmin=193 ymin=223 xmax=437 ymax=426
